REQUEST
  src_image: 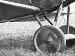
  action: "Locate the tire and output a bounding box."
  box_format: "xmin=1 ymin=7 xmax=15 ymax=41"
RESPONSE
xmin=60 ymin=25 xmax=75 ymax=47
xmin=60 ymin=25 xmax=75 ymax=34
xmin=33 ymin=25 xmax=66 ymax=54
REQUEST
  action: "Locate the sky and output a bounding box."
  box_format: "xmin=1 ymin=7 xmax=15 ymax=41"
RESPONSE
xmin=63 ymin=2 xmax=75 ymax=13
xmin=70 ymin=2 xmax=75 ymax=13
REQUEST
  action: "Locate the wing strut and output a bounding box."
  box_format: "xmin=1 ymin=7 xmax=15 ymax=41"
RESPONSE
xmin=34 ymin=15 xmax=42 ymax=26
xmin=66 ymin=5 xmax=70 ymax=34
xmin=42 ymin=12 xmax=53 ymax=25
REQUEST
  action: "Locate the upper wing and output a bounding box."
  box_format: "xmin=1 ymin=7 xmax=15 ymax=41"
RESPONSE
xmin=0 ymin=0 xmax=40 ymax=21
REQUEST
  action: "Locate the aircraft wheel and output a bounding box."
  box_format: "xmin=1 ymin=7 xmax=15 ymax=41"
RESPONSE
xmin=60 ymin=25 xmax=75 ymax=47
xmin=33 ymin=25 xmax=66 ymax=54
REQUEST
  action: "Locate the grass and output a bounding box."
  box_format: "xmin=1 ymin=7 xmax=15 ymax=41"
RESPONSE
xmin=0 ymin=37 xmax=44 ymax=56
xmin=0 ymin=35 xmax=75 ymax=56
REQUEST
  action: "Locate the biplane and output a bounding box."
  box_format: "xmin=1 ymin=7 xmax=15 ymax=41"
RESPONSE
xmin=0 ymin=0 xmax=75 ymax=55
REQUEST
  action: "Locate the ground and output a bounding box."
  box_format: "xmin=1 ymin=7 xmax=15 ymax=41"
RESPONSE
xmin=0 ymin=13 xmax=75 ymax=56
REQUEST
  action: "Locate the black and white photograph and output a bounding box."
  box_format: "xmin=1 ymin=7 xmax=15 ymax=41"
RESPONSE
xmin=0 ymin=0 xmax=75 ymax=56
